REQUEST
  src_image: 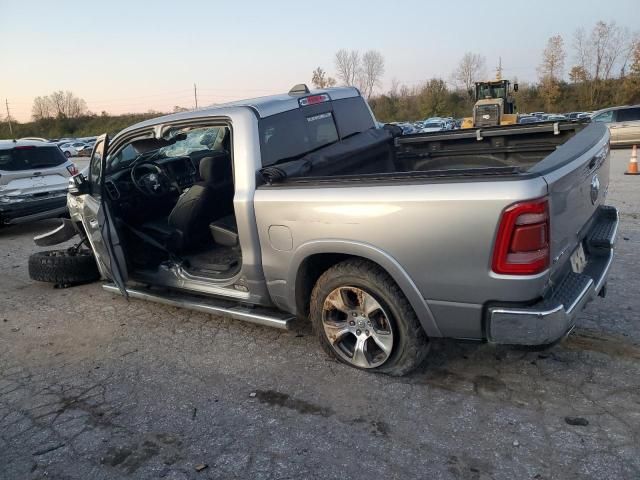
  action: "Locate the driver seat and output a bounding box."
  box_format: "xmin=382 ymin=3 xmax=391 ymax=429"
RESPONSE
xmin=143 ymin=153 xmax=234 ymax=252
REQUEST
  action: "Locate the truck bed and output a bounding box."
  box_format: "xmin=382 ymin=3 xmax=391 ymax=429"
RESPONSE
xmin=259 ymin=120 xmax=595 ymax=184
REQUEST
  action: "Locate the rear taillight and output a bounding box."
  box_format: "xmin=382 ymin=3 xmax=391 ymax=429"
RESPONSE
xmin=66 ymin=164 xmax=79 ymax=175
xmin=492 ymin=197 xmax=550 ymax=275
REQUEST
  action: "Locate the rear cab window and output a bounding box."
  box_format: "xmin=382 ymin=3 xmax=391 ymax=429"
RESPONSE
xmin=259 ymin=95 xmax=375 ymax=167
xmin=0 ymin=146 xmax=67 ymax=171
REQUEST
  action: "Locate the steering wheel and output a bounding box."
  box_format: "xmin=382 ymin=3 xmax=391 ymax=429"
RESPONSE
xmin=131 ymin=162 xmax=175 ymax=197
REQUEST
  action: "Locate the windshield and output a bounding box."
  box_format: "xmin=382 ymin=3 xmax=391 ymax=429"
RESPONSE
xmin=422 ymin=122 xmax=443 ymax=128
xmin=108 ymin=126 xmax=227 ymax=171
xmin=477 ymin=84 xmax=506 ymax=99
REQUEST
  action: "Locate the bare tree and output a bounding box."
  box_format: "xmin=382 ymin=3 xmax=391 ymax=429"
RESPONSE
xmin=572 ymin=21 xmax=635 ymax=107
xmin=621 ymin=40 xmax=640 ymax=104
xmin=537 ymin=35 xmax=566 ymax=111
xmin=538 ymin=35 xmax=566 ymax=81
xmin=453 ymin=52 xmax=486 ymax=93
xmin=31 ymin=96 xmax=52 ymax=121
xmin=45 ymin=90 xmax=87 ymax=119
xmin=334 ymin=49 xmax=361 ymax=86
xmin=311 ymin=67 xmax=337 ymax=89
xmin=359 ymin=50 xmax=385 ymax=98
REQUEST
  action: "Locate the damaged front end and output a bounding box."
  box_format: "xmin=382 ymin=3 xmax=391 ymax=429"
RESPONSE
xmin=33 ymin=217 xmax=80 ymax=246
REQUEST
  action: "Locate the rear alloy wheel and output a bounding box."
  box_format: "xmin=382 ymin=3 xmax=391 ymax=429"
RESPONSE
xmin=64 ymin=150 xmax=71 ymax=158
xmin=310 ymin=259 xmax=429 ymax=376
xmin=322 ymin=286 xmax=394 ymax=368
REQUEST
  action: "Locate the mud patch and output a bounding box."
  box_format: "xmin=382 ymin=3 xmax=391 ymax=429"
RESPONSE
xmin=101 ymin=433 xmax=183 ymax=474
xmin=562 ymin=329 xmax=640 ymax=361
xmin=473 ymin=375 xmax=507 ymax=399
xmin=254 ymin=390 xmax=334 ymax=417
xmin=447 ymin=454 xmax=495 ymax=479
xmin=413 ymin=368 xmax=475 ymax=394
xmin=350 ymin=416 xmax=390 ymax=437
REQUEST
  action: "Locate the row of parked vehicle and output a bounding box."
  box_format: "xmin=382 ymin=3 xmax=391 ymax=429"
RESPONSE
xmin=390 ymin=117 xmax=461 ymax=135
xmin=518 ymin=111 xmax=592 ymax=124
xmin=19 ymin=136 xmax=97 ymax=158
xmin=518 ymin=105 xmax=640 ymax=146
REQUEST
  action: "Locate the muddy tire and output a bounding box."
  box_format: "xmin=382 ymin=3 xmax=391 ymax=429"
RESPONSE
xmin=310 ymin=259 xmax=430 ymax=376
xmin=28 ymin=249 xmax=100 ymax=286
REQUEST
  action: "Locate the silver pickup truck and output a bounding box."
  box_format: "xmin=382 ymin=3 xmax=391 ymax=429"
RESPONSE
xmin=31 ymin=85 xmax=618 ymax=375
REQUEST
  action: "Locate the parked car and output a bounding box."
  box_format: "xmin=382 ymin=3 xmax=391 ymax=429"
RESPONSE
xmin=544 ymin=114 xmax=567 ymax=121
xmin=31 ymin=85 xmax=617 ymax=375
xmin=59 ymin=142 xmax=91 ymax=158
xmin=591 ymin=105 xmax=640 ymax=146
xmin=566 ymin=112 xmax=584 ymax=120
xmin=419 ymin=120 xmax=447 ymax=133
xmin=0 ymin=140 xmax=77 ymax=226
xmin=391 ymin=122 xmax=417 ymax=135
xmin=519 ymin=116 xmax=538 ymax=124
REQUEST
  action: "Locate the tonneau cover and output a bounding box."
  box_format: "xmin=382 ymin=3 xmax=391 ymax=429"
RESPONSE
xmin=260 ymin=128 xmax=394 ymax=184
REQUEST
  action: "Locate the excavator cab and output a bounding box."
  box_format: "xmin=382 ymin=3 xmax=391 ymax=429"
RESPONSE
xmin=462 ymin=79 xmax=518 ymax=128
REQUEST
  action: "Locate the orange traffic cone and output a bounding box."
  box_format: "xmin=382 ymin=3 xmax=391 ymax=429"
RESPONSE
xmin=625 ymin=145 xmax=639 ymax=175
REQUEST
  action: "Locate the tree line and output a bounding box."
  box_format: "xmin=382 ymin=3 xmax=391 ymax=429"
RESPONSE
xmin=2 ymin=20 xmax=638 ymax=139
xmin=317 ymin=20 xmax=639 ymax=122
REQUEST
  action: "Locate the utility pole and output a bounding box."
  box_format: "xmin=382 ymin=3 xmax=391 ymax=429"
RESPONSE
xmin=194 ymin=83 xmax=198 ymax=110
xmin=5 ymin=99 xmax=14 ymax=138
xmin=496 ymin=57 xmax=503 ymax=81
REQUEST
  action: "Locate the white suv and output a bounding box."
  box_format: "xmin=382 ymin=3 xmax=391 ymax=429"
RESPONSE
xmin=0 ymin=140 xmax=77 ymax=226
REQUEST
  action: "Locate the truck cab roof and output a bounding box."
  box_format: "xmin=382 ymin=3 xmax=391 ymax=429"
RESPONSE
xmin=114 ymin=86 xmax=361 ymax=142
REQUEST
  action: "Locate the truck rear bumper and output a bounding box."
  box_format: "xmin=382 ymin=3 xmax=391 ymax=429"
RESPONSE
xmin=487 ymin=205 xmax=618 ymax=345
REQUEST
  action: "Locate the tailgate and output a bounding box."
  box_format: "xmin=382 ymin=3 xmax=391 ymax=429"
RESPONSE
xmin=534 ymin=123 xmax=611 ymax=278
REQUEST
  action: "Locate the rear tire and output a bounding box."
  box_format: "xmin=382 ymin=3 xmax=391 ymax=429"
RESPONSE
xmin=64 ymin=150 xmax=71 ymax=158
xmin=310 ymin=259 xmax=429 ymax=376
xmin=29 ymin=249 xmax=100 ymax=286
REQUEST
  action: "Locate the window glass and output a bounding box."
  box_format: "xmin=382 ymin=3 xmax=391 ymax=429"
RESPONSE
xmin=0 ymin=146 xmax=66 ymax=171
xmin=89 ymin=140 xmax=104 ymax=189
xmin=259 ymin=109 xmax=339 ymax=166
xmin=160 ymin=127 xmax=226 ymax=157
xmin=617 ymin=108 xmax=640 ymax=122
xmin=331 ymin=96 xmax=375 ymax=137
xmin=593 ymin=111 xmax=614 ymax=123
xmin=107 ymin=126 xmax=227 ymax=171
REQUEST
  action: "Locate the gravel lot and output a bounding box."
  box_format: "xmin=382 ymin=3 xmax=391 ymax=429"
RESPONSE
xmin=1 ymin=149 xmax=638 ymax=480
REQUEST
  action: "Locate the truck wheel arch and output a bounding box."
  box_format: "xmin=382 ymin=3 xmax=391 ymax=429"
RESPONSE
xmin=288 ymin=240 xmax=443 ymax=338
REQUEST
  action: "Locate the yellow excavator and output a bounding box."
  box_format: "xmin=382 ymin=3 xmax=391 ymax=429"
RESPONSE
xmin=461 ymin=78 xmax=518 ymax=129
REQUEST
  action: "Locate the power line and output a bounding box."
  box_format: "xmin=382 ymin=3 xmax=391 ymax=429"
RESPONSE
xmin=5 ymin=99 xmax=14 ymax=137
xmin=194 ymin=83 xmax=198 ymax=109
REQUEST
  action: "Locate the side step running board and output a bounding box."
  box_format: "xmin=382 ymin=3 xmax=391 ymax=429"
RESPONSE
xmin=103 ymin=284 xmax=294 ymax=330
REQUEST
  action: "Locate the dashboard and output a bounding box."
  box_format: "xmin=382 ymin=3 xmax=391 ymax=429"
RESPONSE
xmin=158 ymin=156 xmax=197 ymax=189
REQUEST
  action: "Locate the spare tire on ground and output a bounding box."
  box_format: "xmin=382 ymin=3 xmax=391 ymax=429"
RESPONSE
xmin=29 ymin=249 xmax=100 ymax=286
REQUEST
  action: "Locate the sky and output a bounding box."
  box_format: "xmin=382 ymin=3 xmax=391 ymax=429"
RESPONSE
xmin=1 ymin=0 xmax=638 ymax=122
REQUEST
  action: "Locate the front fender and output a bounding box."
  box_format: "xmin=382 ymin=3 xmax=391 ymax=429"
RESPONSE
xmin=286 ymin=239 xmax=443 ymax=338
xmin=33 ymin=218 xmax=78 ymax=246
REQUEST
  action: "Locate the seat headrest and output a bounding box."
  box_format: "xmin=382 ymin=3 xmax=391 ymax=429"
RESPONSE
xmin=199 ymin=152 xmax=230 ymax=183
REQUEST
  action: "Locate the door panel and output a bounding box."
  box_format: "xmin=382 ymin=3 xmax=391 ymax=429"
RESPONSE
xmin=616 ymin=120 xmax=640 ymax=145
xmin=81 ymin=134 xmax=128 ymax=295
